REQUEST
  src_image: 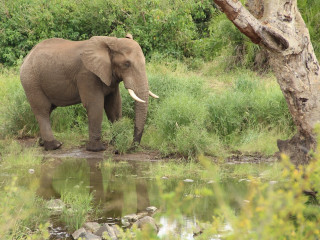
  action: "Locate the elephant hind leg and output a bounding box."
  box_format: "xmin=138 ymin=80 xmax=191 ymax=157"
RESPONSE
xmin=26 ymin=90 xmax=61 ymax=150
xmin=39 ymin=104 xmax=58 ymax=147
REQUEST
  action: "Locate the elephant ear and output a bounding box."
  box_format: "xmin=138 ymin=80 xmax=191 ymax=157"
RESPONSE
xmin=80 ymin=36 xmax=117 ymax=86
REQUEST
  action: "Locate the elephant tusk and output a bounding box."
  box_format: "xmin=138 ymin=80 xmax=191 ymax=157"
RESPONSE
xmin=128 ymin=89 xmax=146 ymax=103
xmin=149 ymin=90 xmax=159 ymax=99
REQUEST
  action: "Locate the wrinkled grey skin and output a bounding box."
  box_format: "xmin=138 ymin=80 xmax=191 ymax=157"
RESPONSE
xmin=20 ymin=36 xmax=149 ymax=151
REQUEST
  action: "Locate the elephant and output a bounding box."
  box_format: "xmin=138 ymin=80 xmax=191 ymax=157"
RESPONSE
xmin=20 ymin=34 xmax=158 ymax=151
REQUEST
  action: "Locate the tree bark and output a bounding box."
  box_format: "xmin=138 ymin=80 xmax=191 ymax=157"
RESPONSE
xmin=213 ymin=0 xmax=320 ymax=164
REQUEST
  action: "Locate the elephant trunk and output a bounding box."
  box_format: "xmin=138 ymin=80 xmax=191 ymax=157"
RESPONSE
xmin=133 ymin=87 xmax=149 ymax=143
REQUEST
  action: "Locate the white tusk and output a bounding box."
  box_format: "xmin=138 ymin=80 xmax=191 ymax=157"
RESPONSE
xmin=128 ymin=89 xmax=146 ymax=103
xmin=149 ymin=90 xmax=159 ymax=99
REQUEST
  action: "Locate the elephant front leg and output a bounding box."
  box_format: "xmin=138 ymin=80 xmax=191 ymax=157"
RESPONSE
xmin=85 ymin=103 xmax=106 ymax=152
xmin=78 ymin=77 xmax=106 ymax=152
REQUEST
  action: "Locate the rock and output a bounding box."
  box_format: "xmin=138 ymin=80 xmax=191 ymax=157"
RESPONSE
xmin=105 ymin=224 xmax=117 ymax=240
xmin=121 ymin=218 xmax=130 ymax=227
xmin=47 ymin=199 xmax=65 ymax=212
xmin=79 ymin=232 xmax=102 ymax=240
xmin=112 ymin=225 xmax=121 ymax=238
xmin=146 ymin=206 xmax=157 ymax=214
xmin=95 ymin=224 xmax=117 ymax=240
xmin=183 ymin=179 xmax=194 ymax=183
xmin=123 ymin=214 xmax=139 ymax=223
xmin=83 ymin=222 xmax=101 ymax=233
xmin=95 ymin=224 xmax=108 ymax=237
xmin=137 ymin=211 xmax=148 ymax=219
xmin=72 ymin=227 xmax=86 ymax=239
xmin=132 ymin=216 xmax=158 ymax=232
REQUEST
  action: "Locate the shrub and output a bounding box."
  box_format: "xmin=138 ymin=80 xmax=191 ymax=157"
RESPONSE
xmin=0 ymin=0 xmax=216 ymax=66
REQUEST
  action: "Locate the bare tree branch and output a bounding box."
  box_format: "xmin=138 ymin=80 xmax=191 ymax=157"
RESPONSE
xmin=213 ymin=0 xmax=289 ymax=52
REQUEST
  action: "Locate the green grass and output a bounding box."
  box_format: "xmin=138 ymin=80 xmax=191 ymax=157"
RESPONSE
xmin=0 ymin=60 xmax=294 ymax=157
xmin=0 ymin=141 xmax=50 ymax=239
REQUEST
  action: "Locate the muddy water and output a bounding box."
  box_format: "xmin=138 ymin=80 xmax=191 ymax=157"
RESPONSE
xmin=33 ymin=155 xmax=250 ymax=239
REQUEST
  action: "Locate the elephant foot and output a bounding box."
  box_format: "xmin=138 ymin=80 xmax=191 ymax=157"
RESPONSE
xmin=86 ymin=140 xmax=106 ymax=152
xmin=39 ymin=138 xmax=44 ymax=146
xmin=44 ymin=140 xmax=62 ymax=151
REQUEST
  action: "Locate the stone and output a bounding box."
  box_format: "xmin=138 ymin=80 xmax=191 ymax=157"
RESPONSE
xmin=95 ymin=224 xmax=117 ymax=240
xmin=183 ymin=179 xmax=194 ymax=183
xmin=146 ymin=206 xmax=157 ymax=214
xmin=47 ymin=199 xmax=65 ymax=212
xmin=104 ymin=224 xmax=117 ymax=240
xmin=112 ymin=225 xmax=122 ymax=238
xmin=121 ymin=218 xmax=130 ymax=227
xmin=72 ymin=227 xmax=86 ymax=239
xmin=123 ymin=214 xmax=139 ymax=222
xmin=137 ymin=211 xmax=148 ymax=219
xmin=94 ymin=224 xmax=108 ymax=237
xmin=79 ymin=232 xmax=102 ymax=240
xmin=83 ymin=222 xmax=101 ymax=233
xmin=132 ymin=216 xmax=158 ymax=232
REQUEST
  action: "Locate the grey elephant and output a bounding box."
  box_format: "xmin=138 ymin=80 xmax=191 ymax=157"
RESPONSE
xmin=20 ymin=34 xmax=158 ymax=151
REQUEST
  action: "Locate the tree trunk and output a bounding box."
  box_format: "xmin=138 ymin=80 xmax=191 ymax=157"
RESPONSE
xmin=213 ymin=0 xmax=320 ymax=165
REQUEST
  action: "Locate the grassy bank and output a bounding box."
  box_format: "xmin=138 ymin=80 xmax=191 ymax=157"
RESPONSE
xmin=0 ymin=60 xmax=294 ymax=157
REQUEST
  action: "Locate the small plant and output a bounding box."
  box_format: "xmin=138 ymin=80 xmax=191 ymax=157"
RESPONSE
xmin=60 ymin=190 xmax=93 ymax=231
xmin=111 ymin=117 xmax=134 ymax=154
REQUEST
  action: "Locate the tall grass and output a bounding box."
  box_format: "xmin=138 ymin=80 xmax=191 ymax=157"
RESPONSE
xmin=207 ymin=74 xmax=294 ymax=140
xmin=0 ymin=141 xmax=50 ymax=239
xmin=0 ymin=60 xmax=294 ymax=157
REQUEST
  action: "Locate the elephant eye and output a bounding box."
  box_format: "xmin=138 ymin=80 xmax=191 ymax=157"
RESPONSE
xmin=124 ymin=61 xmax=131 ymax=68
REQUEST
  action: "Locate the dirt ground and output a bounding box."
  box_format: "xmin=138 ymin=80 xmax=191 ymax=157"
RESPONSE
xmin=17 ymin=137 xmax=277 ymax=164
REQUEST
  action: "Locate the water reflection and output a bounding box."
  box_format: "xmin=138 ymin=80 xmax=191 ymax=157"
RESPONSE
xmin=36 ymin=158 xmax=249 ymax=239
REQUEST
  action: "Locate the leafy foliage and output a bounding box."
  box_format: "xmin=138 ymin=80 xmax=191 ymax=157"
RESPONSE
xmin=0 ymin=0 xmax=319 ymax=67
xmin=0 ymin=0 xmax=217 ymax=66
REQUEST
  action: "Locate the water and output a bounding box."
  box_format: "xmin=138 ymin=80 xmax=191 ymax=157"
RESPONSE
xmin=4 ymin=155 xmax=253 ymax=239
xmin=32 ymin=157 xmax=251 ymax=239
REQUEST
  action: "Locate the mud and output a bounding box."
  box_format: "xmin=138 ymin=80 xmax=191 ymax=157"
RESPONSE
xmin=18 ymin=137 xmax=163 ymax=161
xmin=225 ymin=152 xmax=277 ymax=164
xmin=18 ymin=137 xmax=276 ymax=164
xmin=44 ymin=148 xmax=162 ymax=161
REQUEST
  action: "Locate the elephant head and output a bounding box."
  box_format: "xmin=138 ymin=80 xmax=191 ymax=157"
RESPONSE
xmin=80 ymin=34 xmax=158 ymax=144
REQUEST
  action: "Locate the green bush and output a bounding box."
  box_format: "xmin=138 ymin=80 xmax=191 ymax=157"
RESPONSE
xmin=1 ymin=0 xmax=319 ymax=68
xmin=0 ymin=0 xmax=216 ymax=66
